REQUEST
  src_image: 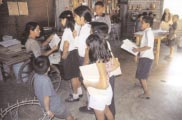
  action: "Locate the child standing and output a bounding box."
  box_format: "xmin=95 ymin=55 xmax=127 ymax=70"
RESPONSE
xmin=33 ymin=56 xmax=74 ymax=120
xmin=133 ymin=16 xmax=154 ymax=99
xmin=167 ymin=14 xmax=179 ymax=58
xmin=84 ymin=22 xmax=116 ymax=119
xmin=93 ymin=1 xmax=111 ymax=34
xmin=83 ymin=34 xmax=120 ymax=120
xmin=59 ymin=10 xmax=81 ymax=102
xmin=73 ymin=5 xmax=92 ymax=105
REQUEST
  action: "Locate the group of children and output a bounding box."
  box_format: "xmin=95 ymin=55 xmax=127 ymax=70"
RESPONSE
xmin=23 ymin=1 xmax=119 ymax=120
xmin=21 ymin=2 xmax=179 ymax=120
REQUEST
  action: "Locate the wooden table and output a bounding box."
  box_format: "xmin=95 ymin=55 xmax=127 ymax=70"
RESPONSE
xmin=0 ymin=46 xmax=31 ymax=81
xmin=134 ymin=30 xmax=168 ymax=65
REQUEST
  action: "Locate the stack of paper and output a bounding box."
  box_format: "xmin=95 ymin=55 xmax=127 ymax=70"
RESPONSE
xmin=0 ymin=39 xmax=22 ymax=52
xmin=0 ymin=39 xmax=20 ymax=47
xmin=121 ymin=39 xmax=138 ymax=56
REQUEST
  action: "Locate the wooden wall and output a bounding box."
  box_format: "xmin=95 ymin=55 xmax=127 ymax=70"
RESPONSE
xmin=0 ymin=0 xmax=55 ymax=39
xmin=125 ymin=0 xmax=163 ymax=37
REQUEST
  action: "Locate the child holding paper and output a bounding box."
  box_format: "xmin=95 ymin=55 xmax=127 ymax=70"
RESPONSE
xmin=132 ymin=16 xmax=154 ymax=99
xmin=82 ymin=34 xmax=120 ymax=120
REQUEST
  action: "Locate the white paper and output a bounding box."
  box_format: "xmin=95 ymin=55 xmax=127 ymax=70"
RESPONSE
xmin=48 ymin=52 xmax=61 ymax=64
xmin=121 ymin=39 xmax=138 ymax=56
xmin=49 ymin=34 xmax=61 ymax=48
xmin=0 ymin=39 xmax=20 ymax=47
xmin=79 ymin=63 xmax=99 ymax=83
xmin=110 ymin=67 xmax=122 ymax=76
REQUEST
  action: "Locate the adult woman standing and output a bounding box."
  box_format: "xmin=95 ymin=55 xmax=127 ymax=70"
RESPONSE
xmin=160 ymin=8 xmax=172 ymax=30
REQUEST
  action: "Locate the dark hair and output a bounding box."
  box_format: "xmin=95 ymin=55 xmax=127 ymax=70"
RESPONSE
xmin=137 ymin=14 xmax=143 ymax=19
xmin=161 ymin=11 xmax=171 ymax=22
xmin=142 ymin=12 xmax=148 ymax=17
xmin=24 ymin=22 xmax=39 ymax=39
xmin=142 ymin=16 xmax=153 ymax=27
xmin=173 ymin=14 xmax=179 ymax=19
xmin=74 ymin=5 xmax=92 ymax=22
xmin=95 ymin=1 xmax=104 ymax=7
xmin=89 ymin=22 xmax=109 ymax=41
xmin=21 ymin=22 xmax=39 ymax=45
xmin=86 ymin=34 xmax=112 ymax=63
xmin=59 ymin=10 xmax=75 ymax=31
xmin=33 ymin=56 xmax=50 ymax=74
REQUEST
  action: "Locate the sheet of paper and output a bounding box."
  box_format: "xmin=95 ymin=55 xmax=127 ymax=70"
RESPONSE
xmin=0 ymin=39 xmax=21 ymax=47
xmin=48 ymin=52 xmax=61 ymax=64
xmin=18 ymin=2 xmax=29 ymax=15
xmin=121 ymin=39 xmax=138 ymax=56
xmin=79 ymin=63 xmax=99 ymax=83
xmin=49 ymin=34 xmax=61 ymax=48
xmin=7 ymin=2 xmax=19 ymax=16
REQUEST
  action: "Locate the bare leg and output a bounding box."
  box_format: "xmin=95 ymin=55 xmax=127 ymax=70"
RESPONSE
xmin=104 ymin=106 xmax=114 ymax=120
xmin=66 ymin=115 xmax=74 ymax=120
xmin=94 ymin=109 xmax=105 ymax=120
xmin=140 ymin=79 xmax=149 ymax=96
xmin=71 ymin=77 xmax=80 ymax=94
xmin=169 ymin=46 xmax=174 ymax=58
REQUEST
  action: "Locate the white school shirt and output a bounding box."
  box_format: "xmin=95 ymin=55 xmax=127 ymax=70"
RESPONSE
xmin=75 ymin=23 xmax=91 ymax=57
xmin=94 ymin=14 xmax=111 ymax=34
xmin=139 ymin=27 xmax=154 ymax=59
xmin=60 ymin=28 xmax=76 ymax=51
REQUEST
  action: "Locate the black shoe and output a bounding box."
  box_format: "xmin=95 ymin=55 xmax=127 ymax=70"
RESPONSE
xmin=79 ymin=106 xmax=94 ymax=114
xmin=65 ymin=96 xmax=79 ymax=102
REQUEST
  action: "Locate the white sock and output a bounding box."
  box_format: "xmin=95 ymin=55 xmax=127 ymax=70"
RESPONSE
xmin=78 ymin=87 xmax=82 ymax=95
xmin=72 ymin=93 xmax=79 ymax=99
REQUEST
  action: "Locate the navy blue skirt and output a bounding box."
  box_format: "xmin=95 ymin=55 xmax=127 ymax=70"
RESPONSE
xmin=61 ymin=49 xmax=80 ymax=80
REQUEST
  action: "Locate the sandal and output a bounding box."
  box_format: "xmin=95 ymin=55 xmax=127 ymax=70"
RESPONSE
xmin=138 ymin=94 xmax=150 ymax=99
xmin=65 ymin=96 xmax=79 ymax=102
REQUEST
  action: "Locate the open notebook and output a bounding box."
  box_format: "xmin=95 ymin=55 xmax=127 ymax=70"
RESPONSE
xmin=49 ymin=34 xmax=61 ymax=48
xmin=121 ymin=39 xmax=138 ymax=56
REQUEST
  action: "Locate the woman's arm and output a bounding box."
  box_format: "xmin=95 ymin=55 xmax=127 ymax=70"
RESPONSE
xmin=42 ymin=34 xmax=54 ymax=47
xmin=42 ymin=45 xmax=58 ymax=56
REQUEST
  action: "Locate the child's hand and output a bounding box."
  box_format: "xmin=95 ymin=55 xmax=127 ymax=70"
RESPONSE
xmin=62 ymin=54 xmax=68 ymax=59
xmin=52 ymin=45 xmax=58 ymax=51
xmin=47 ymin=110 xmax=54 ymax=119
xmin=73 ymin=30 xmax=77 ymax=38
xmin=132 ymin=47 xmax=139 ymax=52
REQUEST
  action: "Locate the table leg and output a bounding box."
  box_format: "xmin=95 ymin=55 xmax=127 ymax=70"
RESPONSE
xmin=0 ymin=62 xmax=9 ymax=82
xmin=155 ymin=38 xmax=161 ymax=65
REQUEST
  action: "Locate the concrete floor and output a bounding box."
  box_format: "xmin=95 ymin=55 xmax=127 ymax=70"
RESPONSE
xmin=0 ymin=40 xmax=182 ymax=120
